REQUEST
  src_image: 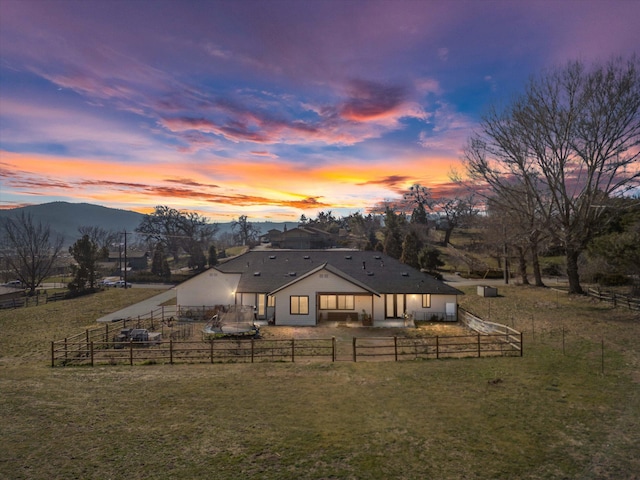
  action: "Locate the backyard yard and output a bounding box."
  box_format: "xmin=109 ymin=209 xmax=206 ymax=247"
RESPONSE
xmin=1 ymin=285 xmax=639 ymax=479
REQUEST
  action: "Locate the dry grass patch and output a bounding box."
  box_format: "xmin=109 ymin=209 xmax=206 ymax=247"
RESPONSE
xmin=0 ymin=288 xmax=166 ymax=365
xmin=1 ymin=284 xmax=639 ymax=479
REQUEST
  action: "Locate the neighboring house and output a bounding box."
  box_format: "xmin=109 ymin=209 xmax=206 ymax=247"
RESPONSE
xmin=176 ymin=250 xmax=462 ymax=326
xmin=269 ymin=227 xmax=335 ymax=249
xmin=106 ymin=249 xmax=149 ymax=271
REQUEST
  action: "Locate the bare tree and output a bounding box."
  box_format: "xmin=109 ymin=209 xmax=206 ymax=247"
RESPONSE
xmin=465 ymin=57 xmax=640 ymax=293
xmin=136 ymin=206 xmax=217 ymax=262
xmin=2 ymin=212 xmax=64 ymax=295
xmin=78 ymin=225 xmax=119 ymax=254
xmin=403 ymin=184 xmax=431 ymax=225
xmin=434 ymin=195 xmax=479 ymax=246
xmin=232 ymin=215 xmax=260 ymax=246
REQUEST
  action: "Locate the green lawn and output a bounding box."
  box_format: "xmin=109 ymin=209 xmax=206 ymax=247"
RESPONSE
xmin=1 ymin=286 xmax=639 ymax=479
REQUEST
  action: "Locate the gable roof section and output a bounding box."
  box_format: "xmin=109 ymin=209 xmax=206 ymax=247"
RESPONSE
xmin=268 ymin=263 xmax=381 ymax=296
xmin=212 ymin=250 xmax=462 ymax=296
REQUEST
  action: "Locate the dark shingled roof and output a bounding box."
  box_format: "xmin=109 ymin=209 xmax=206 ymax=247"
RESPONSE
xmin=214 ymin=250 xmax=462 ymax=296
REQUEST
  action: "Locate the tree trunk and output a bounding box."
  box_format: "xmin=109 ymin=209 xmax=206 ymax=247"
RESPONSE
xmin=516 ymin=246 xmax=529 ymax=285
xmin=529 ymin=238 xmax=545 ymax=287
xmin=443 ymin=227 xmax=453 ymax=246
xmin=565 ymin=248 xmax=584 ymax=294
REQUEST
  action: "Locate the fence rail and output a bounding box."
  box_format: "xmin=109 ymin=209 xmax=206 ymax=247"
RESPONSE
xmin=51 ymin=337 xmax=338 ymax=366
xmin=352 ymin=333 xmax=522 ymax=361
xmin=51 ymin=332 xmax=522 ymax=367
xmin=53 ymin=305 xmax=178 ymax=353
xmin=587 ymin=288 xmax=640 ymax=311
xmin=0 ymin=291 xmax=67 ymax=310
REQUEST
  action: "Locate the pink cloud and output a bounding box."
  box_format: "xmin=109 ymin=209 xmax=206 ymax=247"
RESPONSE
xmin=339 ymin=80 xmax=407 ymax=121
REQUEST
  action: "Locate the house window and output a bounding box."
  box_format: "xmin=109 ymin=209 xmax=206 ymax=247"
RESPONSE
xmin=385 ymin=294 xmax=405 ymax=318
xmin=319 ymin=294 xmax=354 ymax=310
xmin=290 ymin=296 xmax=309 ymax=315
xmin=422 ymin=294 xmax=431 ymax=308
xmin=267 ymin=296 xmax=275 ymax=307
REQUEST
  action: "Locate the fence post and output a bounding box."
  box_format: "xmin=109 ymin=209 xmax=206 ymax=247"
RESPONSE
xmin=86 ymin=329 xmax=89 ymax=352
xmin=129 ymin=340 xmax=133 ymax=366
xmin=436 ymin=336 xmax=439 ymax=359
xmin=477 ymin=333 xmax=481 ymax=357
xmin=394 ymin=336 xmax=398 ymax=362
xmin=520 ymin=332 xmax=523 ymax=357
xmin=90 ymin=342 xmax=94 ymax=367
xmin=291 ymin=338 xmax=295 ymax=363
xmin=332 ymin=337 xmax=336 ymax=362
xmin=169 ymin=339 xmax=173 ymax=365
xmin=64 ymin=338 xmax=68 ymax=361
xmin=352 ymin=337 xmax=357 ymax=362
xmin=210 ymin=339 xmax=214 ymax=364
xmin=51 ymin=341 xmax=55 ymax=367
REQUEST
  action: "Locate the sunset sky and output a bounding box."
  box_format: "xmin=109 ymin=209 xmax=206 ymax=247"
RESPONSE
xmin=1 ymin=0 xmax=639 ymax=222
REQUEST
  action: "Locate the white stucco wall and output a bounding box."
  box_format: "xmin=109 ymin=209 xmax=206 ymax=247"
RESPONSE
xmin=176 ymin=270 xmax=241 ymax=307
xmin=407 ymin=293 xmax=458 ymax=321
xmin=273 ymin=269 xmax=370 ymax=326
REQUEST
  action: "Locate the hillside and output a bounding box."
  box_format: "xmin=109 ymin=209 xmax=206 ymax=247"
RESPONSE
xmin=0 ymin=202 xmax=298 ymax=246
xmin=0 ymin=202 xmax=144 ymax=246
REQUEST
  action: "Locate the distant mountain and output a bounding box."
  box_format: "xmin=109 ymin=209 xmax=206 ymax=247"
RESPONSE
xmin=0 ymin=202 xmax=298 ymax=247
xmin=0 ymin=202 xmax=144 ymax=246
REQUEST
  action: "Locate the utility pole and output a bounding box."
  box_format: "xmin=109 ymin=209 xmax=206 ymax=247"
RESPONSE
xmin=123 ymin=230 xmax=128 ymax=289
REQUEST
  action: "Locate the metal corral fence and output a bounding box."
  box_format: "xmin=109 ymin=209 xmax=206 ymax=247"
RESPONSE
xmin=586 ymin=287 xmax=640 ymax=311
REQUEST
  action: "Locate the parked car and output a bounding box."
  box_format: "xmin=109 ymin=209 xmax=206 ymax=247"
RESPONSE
xmin=4 ymin=280 xmax=23 ymax=288
xmin=114 ymin=280 xmax=132 ymax=288
xmin=99 ymin=279 xmax=116 ymax=287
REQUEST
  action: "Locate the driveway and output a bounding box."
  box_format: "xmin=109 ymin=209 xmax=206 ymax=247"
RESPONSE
xmin=96 ymin=288 xmax=176 ymax=323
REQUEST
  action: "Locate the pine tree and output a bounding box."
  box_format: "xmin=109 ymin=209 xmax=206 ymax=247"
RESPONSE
xmin=151 ymin=245 xmax=166 ymax=276
xmin=68 ymin=235 xmax=101 ymax=293
xmin=208 ymin=245 xmax=218 ymax=267
xmin=400 ymin=231 xmax=422 ymax=269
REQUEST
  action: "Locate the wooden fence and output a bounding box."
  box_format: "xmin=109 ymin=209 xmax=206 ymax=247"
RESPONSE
xmin=458 ymin=307 xmax=523 ymax=353
xmin=51 ymin=337 xmax=337 ymax=366
xmin=586 ymin=288 xmax=640 ymax=311
xmin=0 ymin=291 xmax=67 ymax=310
xmin=51 ymin=332 xmax=522 ymax=367
xmin=352 ymin=333 xmax=522 ymax=361
xmin=50 ymin=305 xmax=178 ymax=360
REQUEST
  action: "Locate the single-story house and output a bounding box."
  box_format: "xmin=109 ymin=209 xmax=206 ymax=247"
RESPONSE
xmin=105 ymin=249 xmax=149 ymax=271
xmin=176 ymin=250 xmax=463 ymax=326
xmin=269 ymin=227 xmax=336 ymax=249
